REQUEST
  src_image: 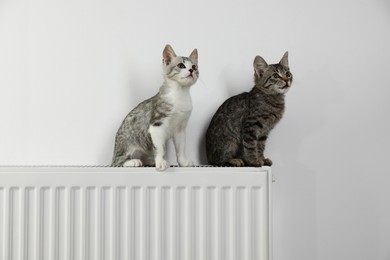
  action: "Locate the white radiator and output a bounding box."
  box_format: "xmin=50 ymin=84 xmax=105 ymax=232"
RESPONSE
xmin=0 ymin=166 xmax=272 ymax=260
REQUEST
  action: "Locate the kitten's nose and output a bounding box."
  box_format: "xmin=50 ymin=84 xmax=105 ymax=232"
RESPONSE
xmin=189 ymin=69 xmax=193 ymax=73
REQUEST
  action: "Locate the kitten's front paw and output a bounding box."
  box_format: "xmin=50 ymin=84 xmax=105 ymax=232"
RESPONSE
xmin=248 ymin=159 xmax=264 ymax=167
xmin=123 ymin=159 xmax=143 ymax=167
xmin=178 ymin=159 xmax=194 ymax=167
xmin=263 ymin=158 xmax=273 ymax=166
xmin=248 ymin=158 xmax=272 ymax=167
xmin=228 ymin=159 xmax=245 ymax=167
xmin=156 ymin=160 xmax=169 ymax=172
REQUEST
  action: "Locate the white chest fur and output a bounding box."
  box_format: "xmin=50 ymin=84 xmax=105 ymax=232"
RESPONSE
xmin=155 ymin=85 xmax=192 ymax=136
xmin=147 ymin=80 xmax=195 ymax=170
xmin=170 ymin=88 xmax=192 ymax=114
xmin=166 ymin=86 xmax=192 ymax=131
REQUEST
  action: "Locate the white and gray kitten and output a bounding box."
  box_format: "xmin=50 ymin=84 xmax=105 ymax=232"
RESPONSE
xmin=112 ymin=44 xmax=199 ymax=171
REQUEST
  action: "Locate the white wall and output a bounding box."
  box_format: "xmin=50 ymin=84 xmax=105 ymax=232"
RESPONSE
xmin=1 ymin=0 xmax=390 ymax=259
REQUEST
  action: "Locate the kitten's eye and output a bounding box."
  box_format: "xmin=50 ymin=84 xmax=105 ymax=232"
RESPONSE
xmin=178 ymin=63 xmax=186 ymax=69
xmin=192 ymin=65 xmax=197 ymax=71
xmin=273 ymin=73 xmax=280 ymax=79
xmin=286 ymin=72 xmax=291 ymax=78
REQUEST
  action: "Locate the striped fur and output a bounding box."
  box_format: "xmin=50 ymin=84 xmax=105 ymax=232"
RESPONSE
xmin=206 ymin=52 xmax=292 ymax=167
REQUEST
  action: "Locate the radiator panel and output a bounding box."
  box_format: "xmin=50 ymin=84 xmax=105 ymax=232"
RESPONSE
xmin=0 ymin=167 xmax=272 ymax=260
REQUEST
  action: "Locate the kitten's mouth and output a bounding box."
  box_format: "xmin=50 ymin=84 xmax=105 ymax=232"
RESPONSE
xmin=181 ymin=74 xmax=196 ymax=80
xmin=281 ymin=82 xmax=290 ymax=89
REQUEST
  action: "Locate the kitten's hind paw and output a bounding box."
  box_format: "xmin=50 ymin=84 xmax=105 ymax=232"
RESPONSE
xmin=178 ymin=159 xmax=194 ymax=167
xmin=123 ymin=159 xmax=143 ymax=167
xmin=156 ymin=160 xmax=169 ymax=172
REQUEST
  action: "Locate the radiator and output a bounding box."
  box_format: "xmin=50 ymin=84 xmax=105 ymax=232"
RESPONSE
xmin=0 ymin=166 xmax=272 ymax=260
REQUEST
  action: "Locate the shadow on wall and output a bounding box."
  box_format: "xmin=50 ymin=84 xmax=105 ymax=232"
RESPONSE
xmin=99 ymin=55 xmax=161 ymax=166
xmin=269 ymin=66 xmax=346 ymax=260
xmin=198 ymin=115 xmax=213 ymax=165
xmin=381 ymin=0 xmax=390 ymax=10
xmin=268 ymin=62 xmax=346 ymax=169
xmin=99 ymin=128 xmax=115 ymax=166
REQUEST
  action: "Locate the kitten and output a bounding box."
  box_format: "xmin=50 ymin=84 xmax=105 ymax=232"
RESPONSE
xmin=112 ymin=44 xmax=199 ymax=171
xmin=206 ymin=52 xmax=292 ymax=167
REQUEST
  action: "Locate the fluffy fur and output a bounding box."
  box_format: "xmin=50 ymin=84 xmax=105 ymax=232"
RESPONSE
xmin=206 ymin=52 xmax=292 ymax=167
xmin=112 ymin=44 xmax=199 ymax=171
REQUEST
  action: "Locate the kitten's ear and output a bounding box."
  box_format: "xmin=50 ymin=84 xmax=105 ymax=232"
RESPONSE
xmin=189 ymin=48 xmax=198 ymax=64
xmin=279 ymin=51 xmax=289 ymax=67
xmin=163 ymin=44 xmax=177 ymax=65
xmin=253 ymin=56 xmax=268 ymax=77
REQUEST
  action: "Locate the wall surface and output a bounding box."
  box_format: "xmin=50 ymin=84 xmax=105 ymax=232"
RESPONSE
xmin=1 ymin=0 xmax=390 ymax=259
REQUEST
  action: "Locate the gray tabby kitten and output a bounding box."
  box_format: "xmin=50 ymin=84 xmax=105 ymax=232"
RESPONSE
xmin=206 ymin=52 xmax=292 ymax=167
xmin=112 ymin=44 xmax=199 ymax=171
